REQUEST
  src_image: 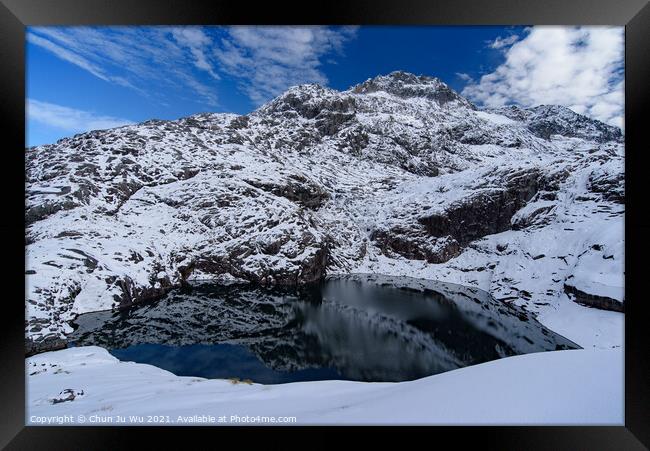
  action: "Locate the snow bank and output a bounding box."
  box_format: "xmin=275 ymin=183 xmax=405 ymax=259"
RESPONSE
xmin=27 ymin=346 xmax=623 ymax=425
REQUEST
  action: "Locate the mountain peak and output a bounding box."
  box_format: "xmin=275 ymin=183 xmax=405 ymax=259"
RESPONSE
xmin=349 ymin=71 xmax=475 ymax=109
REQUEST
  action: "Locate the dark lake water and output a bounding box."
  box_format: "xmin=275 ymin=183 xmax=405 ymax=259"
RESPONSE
xmin=69 ymin=274 xmax=578 ymax=384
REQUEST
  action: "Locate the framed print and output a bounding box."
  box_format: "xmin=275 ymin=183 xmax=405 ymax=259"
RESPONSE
xmin=1 ymin=0 xmax=648 ymax=448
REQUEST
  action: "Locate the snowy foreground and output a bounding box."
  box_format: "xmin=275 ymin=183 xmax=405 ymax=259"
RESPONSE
xmin=27 ymin=346 xmax=623 ymax=425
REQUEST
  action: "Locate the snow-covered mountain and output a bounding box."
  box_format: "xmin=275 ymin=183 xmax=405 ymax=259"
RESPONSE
xmin=25 ymin=71 xmax=624 ymax=353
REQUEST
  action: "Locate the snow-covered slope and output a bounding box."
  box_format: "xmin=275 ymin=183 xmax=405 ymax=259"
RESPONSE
xmin=25 ymin=71 xmax=624 ymax=352
xmin=26 ymin=346 xmax=623 ymax=425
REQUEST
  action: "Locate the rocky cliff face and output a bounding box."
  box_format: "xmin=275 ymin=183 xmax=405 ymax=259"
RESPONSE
xmin=25 ymin=71 xmax=625 ymax=350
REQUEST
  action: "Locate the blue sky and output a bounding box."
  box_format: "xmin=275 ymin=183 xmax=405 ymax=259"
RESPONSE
xmin=26 ymin=26 xmax=624 ymax=147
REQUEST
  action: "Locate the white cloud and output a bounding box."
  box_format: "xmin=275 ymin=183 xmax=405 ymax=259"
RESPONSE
xmin=28 ymin=33 xmax=109 ymax=82
xmin=27 ymin=27 xmax=219 ymax=106
xmin=488 ymin=34 xmax=519 ymax=49
xmin=213 ymin=26 xmax=358 ymax=104
xmin=27 ymin=26 xmax=358 ymax=109
xmin=27 ymin=99 xmax=133 ymax=133
xmin=171 ymin=27 xmax=220 ymax=79
xmin=456 ymin=72 xmax=473 ymax=82
xmin=462 ymin=26 xmax=624 ymax=129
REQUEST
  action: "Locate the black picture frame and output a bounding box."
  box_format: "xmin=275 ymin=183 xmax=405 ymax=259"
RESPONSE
xmin=1 ymin=0 xmax=648 ymax=448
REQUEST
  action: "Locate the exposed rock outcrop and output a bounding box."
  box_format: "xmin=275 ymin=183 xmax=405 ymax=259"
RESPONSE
xmin=564 ymin=283 xmax=624 ymax=312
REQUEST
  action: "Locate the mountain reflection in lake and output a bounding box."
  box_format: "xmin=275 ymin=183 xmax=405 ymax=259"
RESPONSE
xmin=69 ymin=274 xmax=579 ymax=383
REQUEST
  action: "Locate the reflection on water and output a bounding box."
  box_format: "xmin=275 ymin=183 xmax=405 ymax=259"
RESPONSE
xmin=69 ymin=274 xmax=579 ymax=383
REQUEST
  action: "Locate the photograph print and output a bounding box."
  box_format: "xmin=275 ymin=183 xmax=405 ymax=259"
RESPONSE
xmin=25 ymin=25 xmax=624 ymax=426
